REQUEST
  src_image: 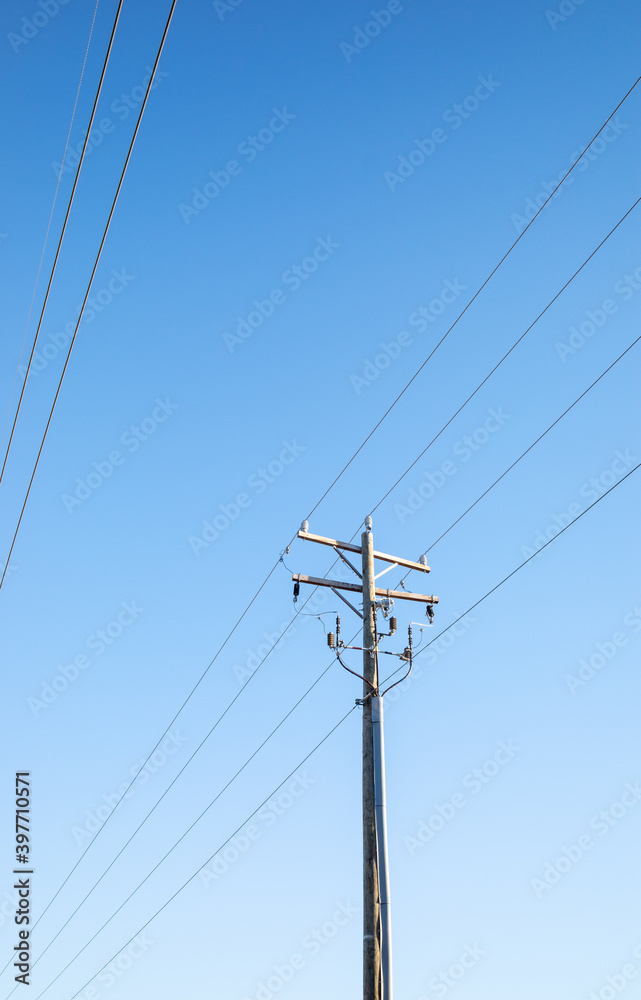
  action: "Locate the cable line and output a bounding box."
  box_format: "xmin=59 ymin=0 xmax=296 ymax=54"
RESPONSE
xmin=0 ymin=0 xmax=177 ymax=592
xmin=305 ymin=75 xmax=641 ymax=520
xmin=0 ymin=0 xmax=124 ymax=486
xmin=370 ymin=196 xmax=640 ymax=514
xmin=0 ymin=0 xmax=101 ymax=457
xmin=31 ymin=461 xmax=640 ymax=1000
xmin=5 ymin=77 xmax=638 ymax=982
xmin=30 ymin=705 xmax=359 ymax=1000
xmin=409 ymin=336 xmax=640 ymax=563
xmin=12 ymin=609 xmax=343 ymax=986
xmin=11 ymin=197 xmax=634 ymax=974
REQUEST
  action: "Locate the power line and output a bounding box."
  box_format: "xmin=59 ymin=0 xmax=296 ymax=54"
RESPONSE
xmin=0 ymin=0 xmax=124 ymax=486
xmin=30 ymin=705 xmax=359 ymax=1000
xmin=0 ymin=0 xmax=177 ymax=592
xmin=11 ymin=606 xmax=345 ymax=987
xmin=408 ymin=336 xmax=640 ymax=564
xmin=5 ymin=74 xmax=637 ymax=983
xmin=31 ymin=460 xmax=640 ymax=1000
xmin=14 ymin=197 xmax=635 ymax=976
xmin=0 ymin=0 xmax=101 ymax=458
xmin=305 ymin=75 xmax=641 ymax=521
xmin=370 ymin=196 xmax=640 ymax=514
xmin=0 ymin=551 xmax=283 ymax=978
xmin=413 ymin=462 xmax=640 ymax=653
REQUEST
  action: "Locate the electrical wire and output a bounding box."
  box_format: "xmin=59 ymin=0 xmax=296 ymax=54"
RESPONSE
xmin=5 ymin=75 xmax=638 ymax=988
xmin=7 ymin=650 xmax=351 ymax=998
xmin=0 ymin=0 xmax=177 ymax=592
xmin=30 ymin=705 xmax=359 ymax=1000
xmin=26 ymin=213 xmax=635 ymax=977
xmin=395 ymin=334 xmax=641 ymax=586
xmin=0 ymin=0 xmax=101 ymax=458
xmin=30 ymin=462 xmax=640 ymax=1000
xmin=304 ymin=75 xmax=641 ymax=521
xmin=369 ymin=196 xmax=640 ymax=515
xmin=0 ymin=0 xmax=123 ymax=486
xmin=380 ymin=461 xmax=641 ymax=689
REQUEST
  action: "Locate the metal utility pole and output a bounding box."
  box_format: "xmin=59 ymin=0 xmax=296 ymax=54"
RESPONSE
xmin=361 ymin=519 xmax=379 ymax=1000
xmin=292 ymin=517 xmax=439 ymax=1000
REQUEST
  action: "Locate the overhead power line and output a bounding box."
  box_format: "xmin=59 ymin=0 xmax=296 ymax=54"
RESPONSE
xmin=0 ymin=0 xmax=124 ymax=486
xmin=30 ymin=706 xmax=359 ymax=1000
xmin=4 ymin=79 xmax=637 ymax=984
xmin=13 ymin=612 xmax=343 ymax=986
xmin=370 ymin=196 xmax=640 ymax=514
xmin=8 ymin=192 xmax=635 ymax=974
xmin=0 ymin=0 xmax=177 ymax=593
xmin=411 ymin=336 xmax=641 ymax=562
xmin=30 ymin=461 xmax=640 ymax=1000
xmin=306 ymin=75 xmax=641 ymax=521
xmin=0 ymin=0 xmax=101 ymax=457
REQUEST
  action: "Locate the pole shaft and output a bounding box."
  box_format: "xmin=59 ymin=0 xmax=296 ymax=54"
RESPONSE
xmin=373 ymin=696 xmax=392 ymax=1000
xmin=362 ymin=524 xmax=380 ymax=1000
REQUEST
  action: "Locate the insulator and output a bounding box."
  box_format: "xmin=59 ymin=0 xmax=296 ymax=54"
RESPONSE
xmin=327 ymin=632 xmax=335 ymax=648
xmin=400 ymin=646 xmax=411 ymax=661
xmin=389 ymin=616 xmax=397 ymax=634
xmin=293 ymin=582 xmax=300 ymax=598
xmin=426 ymin=603 xmax=434 ymax=623
xmin=336 ymin=615 xmax=341 ymax=638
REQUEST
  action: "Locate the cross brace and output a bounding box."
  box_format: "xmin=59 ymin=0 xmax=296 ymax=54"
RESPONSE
xmin=292 ymin=574 xmax=438 ymax=605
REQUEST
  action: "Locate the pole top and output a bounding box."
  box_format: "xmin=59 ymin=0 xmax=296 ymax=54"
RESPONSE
xmin=364 ymin=515 xmax=372 ymax=530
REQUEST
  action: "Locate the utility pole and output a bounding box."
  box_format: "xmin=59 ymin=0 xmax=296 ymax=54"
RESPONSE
xmin=292 ymin=517 xmax=439 ymax=1000
xmin=361 ymin=519 xmax=379 ymax=1000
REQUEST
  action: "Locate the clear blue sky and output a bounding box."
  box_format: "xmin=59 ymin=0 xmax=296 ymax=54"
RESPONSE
xmin=0 ymin=1 xmax=640 ymax=998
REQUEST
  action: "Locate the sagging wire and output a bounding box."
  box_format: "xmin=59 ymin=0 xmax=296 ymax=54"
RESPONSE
xmin=379 ymin=624 xmax=413 ymax=697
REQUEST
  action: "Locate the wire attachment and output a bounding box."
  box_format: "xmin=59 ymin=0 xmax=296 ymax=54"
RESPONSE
xmin=380 ymin=624 xmax=413 ymax=697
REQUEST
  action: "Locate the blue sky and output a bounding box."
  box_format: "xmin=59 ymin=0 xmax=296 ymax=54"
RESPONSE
xmin=0 ymin=1 xmax=640 ymax=998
